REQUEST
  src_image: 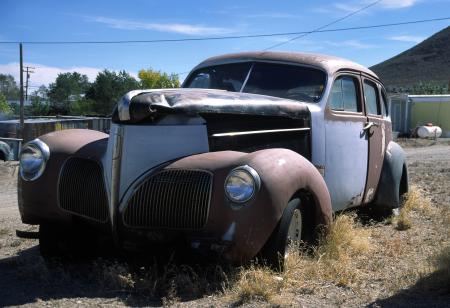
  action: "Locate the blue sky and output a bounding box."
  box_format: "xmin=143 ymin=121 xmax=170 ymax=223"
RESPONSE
xmin=0 ymin=0 xmax=449 ymax=88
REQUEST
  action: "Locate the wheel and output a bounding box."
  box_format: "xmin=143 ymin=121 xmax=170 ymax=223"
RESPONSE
xmin=260 ymin=198 xmax=312 ymax=271
xmin=39 ymin=223 xmax=69 ymax=258
xmin=39 ymin=223 xmax=100 ymax=259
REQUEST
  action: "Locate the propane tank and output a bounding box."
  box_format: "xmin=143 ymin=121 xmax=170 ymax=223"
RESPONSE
xmin=417 ymin=124 xmax=442 ymax=138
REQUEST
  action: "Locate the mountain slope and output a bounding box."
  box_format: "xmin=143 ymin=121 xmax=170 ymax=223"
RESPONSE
xmin=370 ymin=26 xmax=450 ymax=89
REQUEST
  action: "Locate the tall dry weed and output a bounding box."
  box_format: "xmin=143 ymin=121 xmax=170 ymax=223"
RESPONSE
xmin=231 ymin=213 xmax=373 ymax=304
xmin=394 ymin=186 xmax=431 ymax=230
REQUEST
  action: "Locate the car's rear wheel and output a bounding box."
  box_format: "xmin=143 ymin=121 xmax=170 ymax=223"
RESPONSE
xmin=260 ymin=197 xmax=312 ymax=271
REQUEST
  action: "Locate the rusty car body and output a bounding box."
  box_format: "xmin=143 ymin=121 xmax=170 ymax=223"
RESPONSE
xmin=17 ymin=51 xmax=408 ymax=268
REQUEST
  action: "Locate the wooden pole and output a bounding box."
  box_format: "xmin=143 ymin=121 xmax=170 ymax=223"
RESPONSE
xmin=19 ymin=43 xmax=24 ymax=139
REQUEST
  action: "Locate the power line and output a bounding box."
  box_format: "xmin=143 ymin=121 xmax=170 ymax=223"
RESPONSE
xmin=263 ymin=0 xmax=382 ymax=50
xmin=0 ymin=17 xmax=448 ymax=45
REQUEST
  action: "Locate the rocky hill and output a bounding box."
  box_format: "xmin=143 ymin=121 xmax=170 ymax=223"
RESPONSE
xmin=370 ymin=26 xmax=450 ymax=90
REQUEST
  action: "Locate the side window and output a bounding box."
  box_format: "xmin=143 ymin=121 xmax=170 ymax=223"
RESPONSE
xmin=329 ymin=76 xmax=360 ymax=112
xmin=364 ymin=81 xmax=381 ymax=115
xmin=380 ymin=87 xmax=389 ymax=116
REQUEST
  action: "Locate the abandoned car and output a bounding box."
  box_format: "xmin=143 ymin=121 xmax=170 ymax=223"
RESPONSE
xmin=17 ymin=51 xmax=408 ymax=267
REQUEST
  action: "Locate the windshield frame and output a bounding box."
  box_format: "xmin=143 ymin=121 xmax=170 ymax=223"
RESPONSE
xmin=182 ymin=60 xmax=329 ymax=103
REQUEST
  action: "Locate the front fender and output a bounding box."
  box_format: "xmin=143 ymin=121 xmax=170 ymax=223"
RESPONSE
xmin=373 ymin=141 xmax=408 ymax=209
xmin=18 ymin=129 xmax=108 ymax=224
xmin=165 ymin=148 xmax=332 ymax=262
xmin=0 ymin=141 xmax=12 ymax=161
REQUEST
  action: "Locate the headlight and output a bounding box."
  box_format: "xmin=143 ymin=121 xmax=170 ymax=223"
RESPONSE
xmin=225 ymin=165 xmax=260 ymax=204
xmin=19 ymin=139 xmax=50 ymax=181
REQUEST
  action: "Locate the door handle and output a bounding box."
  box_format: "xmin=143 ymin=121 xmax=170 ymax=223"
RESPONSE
xmin=363 ymin=121 xmax=379 ymax=131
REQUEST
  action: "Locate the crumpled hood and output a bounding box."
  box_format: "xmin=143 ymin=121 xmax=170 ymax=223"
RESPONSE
xmin=115 ymin=88 xmax=310 ymax=123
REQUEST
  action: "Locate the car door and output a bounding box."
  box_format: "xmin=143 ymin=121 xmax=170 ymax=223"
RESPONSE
xmin=362 ymin=78 xmax=385 ymax=203
xmin=324 ymin=73 xmax=368 ymax=211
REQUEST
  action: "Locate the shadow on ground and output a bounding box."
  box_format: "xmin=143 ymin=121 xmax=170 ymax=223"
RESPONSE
xmin=0 ymin=244 xmax=234 ymax=307
xmin=368 ymin=266 xmax=450 ymax=307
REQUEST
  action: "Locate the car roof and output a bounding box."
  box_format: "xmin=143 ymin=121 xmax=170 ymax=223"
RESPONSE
xmin=190 ymin=51 xmax=379 ymax=80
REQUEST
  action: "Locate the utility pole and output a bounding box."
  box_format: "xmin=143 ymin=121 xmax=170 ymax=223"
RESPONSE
xmin=19 ymin=43 xmax=24 ymax=139
xmin=23 ymin=66 xmax=35 ymax=101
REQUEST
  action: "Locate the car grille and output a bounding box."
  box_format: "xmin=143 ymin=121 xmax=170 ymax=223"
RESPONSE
xmin=58 ymin=157 xmax=109 ymax=223
xmin=123 ymin=169 xmax=213 ymax=229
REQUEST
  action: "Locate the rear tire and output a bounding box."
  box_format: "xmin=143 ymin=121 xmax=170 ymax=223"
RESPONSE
xmin=260 ymin=197 xmax=312 ymax=271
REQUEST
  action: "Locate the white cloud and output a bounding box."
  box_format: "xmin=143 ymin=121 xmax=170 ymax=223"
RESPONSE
xmin=324 ymin=40 xmax=376 ymax=49
xmin=380 ymin=0 xmax=418 ymax=9
xmin=242 ymin=13 xmax=299 ymax=19
xmin=388 ymin=35 xmax=425 ymax=43
xmin=325 ymin=0 xmax=418 ymax=13
xmin=0 ymin=62 xmax=105 ymax=86
xmin=86 ymin=16 xmax=232 ymax=36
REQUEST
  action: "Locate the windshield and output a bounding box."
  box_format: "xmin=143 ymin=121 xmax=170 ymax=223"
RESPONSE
xmin=184 ymin=62 xmax=326 ymax=103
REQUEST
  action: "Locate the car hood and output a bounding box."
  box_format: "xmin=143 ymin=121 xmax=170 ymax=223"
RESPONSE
xmin=114 ymin=88 xmax=310 ymax=123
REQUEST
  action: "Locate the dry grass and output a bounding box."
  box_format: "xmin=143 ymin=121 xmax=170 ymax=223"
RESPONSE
xmin=230 ymin=213 xmax=373 ymax=306
xmin=230 ymin=265 xmax=285 ymax=305
xmin=0 ymin=228 xmax=9 ymax=237
xmin=393 ymin=186 xmax=431 ymax=230
xmin=229 ymin=187 xmax=448 ymax=306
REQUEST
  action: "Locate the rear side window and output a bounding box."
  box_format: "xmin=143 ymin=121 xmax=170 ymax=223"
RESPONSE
xmin=364 ymin=81 xmax=381 ymax=115
xmin=329 ymin=76 xmax=360 ymax=112
xmin=381 ymin=88 xmax=389 ymax=116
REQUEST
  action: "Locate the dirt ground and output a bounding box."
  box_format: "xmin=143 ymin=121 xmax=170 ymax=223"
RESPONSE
xmin=0 ymin=139 xmax=449 ymax=307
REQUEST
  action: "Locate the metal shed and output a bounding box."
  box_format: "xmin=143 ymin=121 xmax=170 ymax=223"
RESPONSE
xmin=389 ymin=94 xmax=450 ymax=137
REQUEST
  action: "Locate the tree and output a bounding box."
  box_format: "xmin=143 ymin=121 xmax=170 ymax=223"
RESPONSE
xmin=85 ymin=70 xmax=139 ymax=115
xmin=409 ymin=82 xmax=449 ymax=95
xmin=69 ymin=99 xmax=95 ymax=116
xmin=28 ymin=86 xmax=50 ymax=116
xmin=0 ymin=74 xmax=20 ymax=100
xmin=0 ymin=92 xmax=13 ymax=116
xmin=47 ymin=72 xmax=90 ymax=114
xmin=138 ymin=68 xmax=180 ymax=89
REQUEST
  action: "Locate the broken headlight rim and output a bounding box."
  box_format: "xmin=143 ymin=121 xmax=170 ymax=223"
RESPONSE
xmin=224 ymin=165 xmax=261 ymax=204
xmin=19 ymin=139 xmax=50 ymax=181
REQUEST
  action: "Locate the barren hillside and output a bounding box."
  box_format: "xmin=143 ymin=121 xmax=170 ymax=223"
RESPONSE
xmin=371 ymin=26 xmax=450 ymax=90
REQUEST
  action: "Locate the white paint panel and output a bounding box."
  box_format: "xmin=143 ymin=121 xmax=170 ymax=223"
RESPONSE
xmin=324 ymin=120 xmax=367 ymax=211
xmin=119 ymin=124 xmax=209 ymax=199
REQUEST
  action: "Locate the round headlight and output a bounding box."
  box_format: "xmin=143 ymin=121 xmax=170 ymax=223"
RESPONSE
xmin=19 ymin=139 xmax=50 ymax=181
xmin=225 ymin=166 xmax=260 ymax=203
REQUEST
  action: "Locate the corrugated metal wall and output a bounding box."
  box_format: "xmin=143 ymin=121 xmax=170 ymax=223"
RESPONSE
xmin=0 ymin=117 xmax=110 ymax=143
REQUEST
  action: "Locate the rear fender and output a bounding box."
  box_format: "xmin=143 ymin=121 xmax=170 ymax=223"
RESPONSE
xmin=373 ymin=141 xmax=408 ymax=209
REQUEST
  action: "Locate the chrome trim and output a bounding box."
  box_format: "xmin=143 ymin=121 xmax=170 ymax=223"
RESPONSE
xmin=57 ymin=157 xmax=109 ymax=223
xmin=224 ymin=165 xmax=261 ymax=204
xmin=110 ymin=125 xmax=124 ymax=230
xmin=122 ymin=169 xmax=213 ymax=230
xmin=211 ymin=127 xmax=310 ymax=137
xmin=19 ymin=138 xmax=50 ymax=181
xmin=117 ymin=90 xmax=148 ymax=121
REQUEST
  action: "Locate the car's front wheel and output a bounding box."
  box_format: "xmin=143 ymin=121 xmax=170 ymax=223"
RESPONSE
xmin=260 ymin=197 xmax=312 ymax=271
xmin=39 ymin=223 xmax=101 ymax=259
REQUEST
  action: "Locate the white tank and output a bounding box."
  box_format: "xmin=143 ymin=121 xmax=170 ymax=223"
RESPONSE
xmin=417 ymin=125 xmax=442 ymax=138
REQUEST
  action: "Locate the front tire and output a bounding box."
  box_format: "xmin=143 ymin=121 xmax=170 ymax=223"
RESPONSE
xmin=260 ymin=197 xmax=312 ymax=271
xmin=39 ymin=223 xmax=100 ymax=259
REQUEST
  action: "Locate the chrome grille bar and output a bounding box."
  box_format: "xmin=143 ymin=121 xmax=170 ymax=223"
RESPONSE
xmin=123 ymin=169 xmax=213 ymax=229
xmin=58 ymin=157 xmax=109 ymax=223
